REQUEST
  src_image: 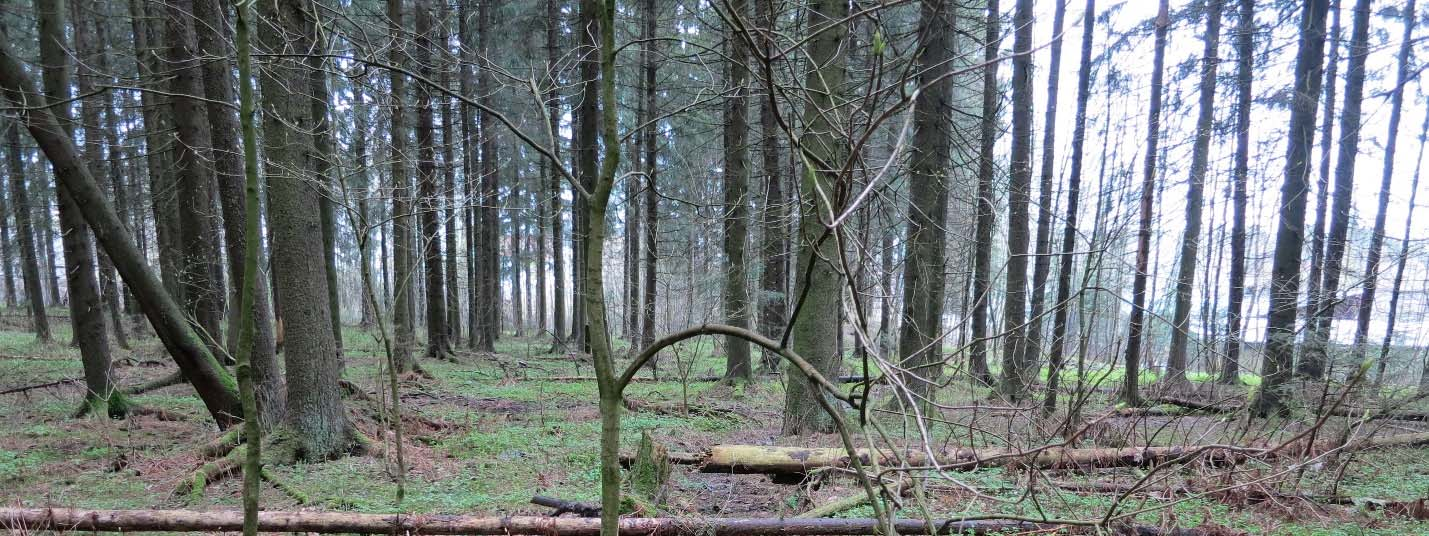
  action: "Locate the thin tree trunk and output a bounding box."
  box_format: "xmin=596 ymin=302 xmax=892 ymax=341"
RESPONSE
xmin=1043 ymin=0 xmax=1097 ymax=413
xmin=1304 ymin=1 xmax=1343 ymax=363
xmin=1222 ymin=0 xmax=1256 ymax=385
xmin=967 ymin=0 xmax=998 ymax=388
xmin=93 ymin=16 xmax=130 ymax=350
xmin=476 ymin=0 xmax=501 ymax=352
xmin=1120 ymin=0 xmax=1170 ymax=408
xmin=1352 ymin=0 xmax=1415 ymax=368
xmin=308 ymin=37 xmax=344 ymax=357
xmin=1381 ymin=97 xmax=1427 ymax=388
xmin=998 ymin=0 xmax=1035 ymax=402
xmin=442 ymin=67 xmax=461 ymax=348
xmin=1254 ymin=0 xmax=1330 ymax=417
xmin=546 ymin=0 xmax=566 ymax=348
xmin=639 ymin=0 xmax=658 ymax=363
xmin=1021 ymin=0 xmax=1070 ymax=380
xmin=459 ymin=0 xmax=480 ymax=348
xmin=1166 ymin=0 xmax=1225 ymax=387
xmin=5 ymin=119 xmax=49 ymax=341
xmin=754 ymin=0 xmax=782 ymax=373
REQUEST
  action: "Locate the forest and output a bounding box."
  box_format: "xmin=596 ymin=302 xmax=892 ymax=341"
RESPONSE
xmin=0 ymin=0 xmax=1427 ymax=534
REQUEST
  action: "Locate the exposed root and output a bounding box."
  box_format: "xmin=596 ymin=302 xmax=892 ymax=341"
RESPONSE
xmin=260 ymin=466 xmax=309 ymax=505
xmin=176 ymin=447 xmax=244 ymax=501
xmin=71 ymin=390 xmax=133 ymax=419
xmin=201 ymin=428 xmax=244 ymax=459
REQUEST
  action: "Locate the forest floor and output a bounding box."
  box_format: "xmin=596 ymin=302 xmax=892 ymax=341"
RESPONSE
xmin=1 ymin=316 xmax=1427 ymax=535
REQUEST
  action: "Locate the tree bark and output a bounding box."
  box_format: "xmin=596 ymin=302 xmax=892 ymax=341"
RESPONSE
xmin=639 ymin=0 xmax=658 ymax=360
xmin=193 ymin=0 xmax=283 ymax=427
xmin=754 ymin=0 xmax=782 ymax=373
xmin=42 ymin=0 xmax=119 ymax=418
xmin=545 ymin=0 xmax=567 ymax=348
xmin=388 ymin=0 xmax=416 ymax=372
xmin=998 ymin=0 xmax=1035 ymax=401
xmin=165 ymin=0 xmax=225 ymax=359
xmin=1386 ymin=97 xmax=1427 ymax=390
xmin=6 ymin=124 xmax=49 ymax=342
xmin=1254 ymin=0 xmax=1330 ymax=417
xmin=1303 ymin=1 xmax=1343 ymax=370
xmin=476 ymin=0 xmax=501 ymax=352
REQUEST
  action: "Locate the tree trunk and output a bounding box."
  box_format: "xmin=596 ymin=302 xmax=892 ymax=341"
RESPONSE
xmin=1222 ymin=0 xmax=1256 ymax=385
xmin=1254 ymin=0 xmax=1330 ymax=417
xmin=1021 ymin=0 xmax=1070 ymax=381
xmin=1043 ymin=0 xmax=1097 ymax=413
xmin=1119 ymin=0 xmax=1170 ymax=408
xmin=998 ymin=0 xmax=1035 ymax=401
xmin=476 ymin=0 xmax=501 ymax=352
xmin=42 ymin=0 xmax=120 ymax=417
xmin=639 ymin=0 xmax=658 ymax=360
xmin=165 ymin=0 xmax=225 ymax=359
xmin=1302 ymin=0 xmax=1371 ymax=380
xmin=1165 ymin=0 xmax=1225 ymax=387
xmin=6 ymin=125 xmax=49 ymax=342
xmin=722 ymin=0 xmax=751 ymax=383
xmin=1303 ymin=1 xmax=1342 ymax=370
xmin=93 ymin=16 xmax=130 ymax=350
xmin=415 ymin=0 xmax=449 ymax=360
xmin=754 ymin=0 xmax=782 ymax=373
xmin=546 ymin=0 xmax=566 ymax=348
xmin=1351 ymin=0 xmax=1414 ymax=370
xmin=780 ymin=0 xmax=848 ymax=436
xmin=1384 ymin=100 xmax=1427 ymax=389
xmin=459 ymin=0 xmax=480 ymax=348
xmin=442 ymin=66 xmax=461 ymax=348
xmin=308 ymin=43 xmax=344 ymax=358
xmin=255 ymin=0 xmax=360 ymax=460
xmin=968 ymin=0 xmax=999 ymax=388
xmin=893 ymin=0 xmax=954 ymax=413
xmin=192 ymin=0 xmax=283 ymax=427
xmin=388 ymin=0 xmax=416 ymax=372
xmin=512 ymin=183 xmax=525 ymax=336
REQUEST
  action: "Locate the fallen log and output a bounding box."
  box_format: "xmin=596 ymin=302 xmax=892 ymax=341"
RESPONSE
xmin=1151 ymin=395 xmax=1429 ymax=422
xmin=697 ymin=431 xmax=1429 ymax=475
xmin=531 ymin=495 xmax=600 ymax=517
xmin=0 ymin=507 xmax=1074 ymax=535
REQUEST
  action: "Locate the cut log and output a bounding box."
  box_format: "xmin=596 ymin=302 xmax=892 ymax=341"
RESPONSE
xmin=698 ymin=432 xmax=1429 ymax=475
xmin=0 ymin=507 xmax=1073 ymax=535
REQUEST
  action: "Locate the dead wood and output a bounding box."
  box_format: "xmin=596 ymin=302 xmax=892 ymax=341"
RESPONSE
xmin=531 ymin=495 xmax=601 ymax=517
xmin=0 ymin=377 xmax=79 ymax=395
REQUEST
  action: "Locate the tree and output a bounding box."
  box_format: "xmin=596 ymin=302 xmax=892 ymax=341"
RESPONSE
xmin=193 ymin=0 xmax=283 ymax=426
xmin=1222 ymin=0 xmax=1256 ymax=385
xmin=545 ymin=0 xmax=567 ymax=348
xmin=638 ymin=0 xmax=658 ymax=357
xmin=165 ymin=0 xmax=225 ymax=358
xmin=1022 ymin=0 xmax=1070 ymax=380
xmin=255 ymin=0 xmax=362 ymax=460
xmin=388 ymin=0 xmax=417 ymax=372
xmin=998 ymin=0 xmax=1035 ymax=402
xmin=1166 ymin=0 xmax=1226 ymax=387
xmin=780 ymin=0 xmax=849 ymax=436
xmin=1352 ymin=0 xmax=1415 ymax=366
xmin=40 ymin=0 xmax=119 ymax=418
xmin=5 ymin=100 xmax=49 ymax=343
xmin=721 ymin=0 xmax=751 ymax=383
xmin=416 ymin=0 xmax=450 ymax=359
xmin=894 ymin=0 xmax=954 ymax=413
xmin=1043 ymin=0 xmax=1096 ymax=413
xmin=1254 ymin=0 xmax=1331 ymax=417
xmin=1304 ymin=0 xmax=1342 ymax=369
xmin=1120 ymin=0 xmax=1170 ymax=407
xmin=1302 ymin=0 xmax=1372 ymax=380
xmin=476 ymin=0 xmax=501 ymax=352
xmin=755 ymin=0 xmax=784 ymax=373
xmin=968 ymin=0 xmax=1000 ymax=388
